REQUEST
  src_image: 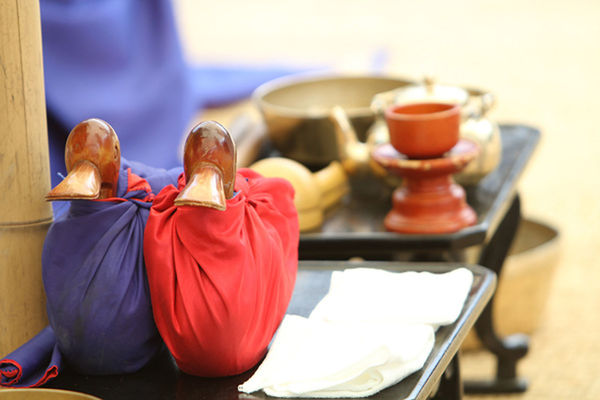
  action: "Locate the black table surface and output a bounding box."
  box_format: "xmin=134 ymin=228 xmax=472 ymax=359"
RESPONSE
xmin=299 ymin=124 xmax=540 ymax=259
xmin=45 ymin=261 xmax=495 ymax=400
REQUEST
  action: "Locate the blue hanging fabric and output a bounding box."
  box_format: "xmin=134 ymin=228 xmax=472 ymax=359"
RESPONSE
xmin=41 ymin=0 xmax=196 ymax=182
xmin=40 ymin=0 xmax=304 ymax=191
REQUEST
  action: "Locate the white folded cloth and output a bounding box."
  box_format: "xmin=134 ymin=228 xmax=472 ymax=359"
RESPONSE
xmin=238 ymin=315 xmax=434 ymax=398
xmin=238 ymin=267 xmax=474 ymax=398
xmin=310 ymin=267 xmax=474 ymax=329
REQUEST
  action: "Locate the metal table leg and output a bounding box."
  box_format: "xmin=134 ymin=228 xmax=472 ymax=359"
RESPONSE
xmin=464 ymin=194 xmax=529 ymax=393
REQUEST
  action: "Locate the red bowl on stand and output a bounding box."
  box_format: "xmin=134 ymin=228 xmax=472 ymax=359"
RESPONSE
xmin=375 ymin=102 xmax=478 ymax=234
xmin=385 ymin=103 xmax=460 ymax=159
xmin=371 ymin=140 xmax=479 ymax=234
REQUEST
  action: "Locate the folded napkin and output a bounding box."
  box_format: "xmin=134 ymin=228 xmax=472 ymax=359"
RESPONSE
xmin=239 ymin=267 xmax=474 ymax=398
xmin=310 ymin=267 xmax=474 ymax=329
xmin=238 ymin=315 xmax=434 ymax=398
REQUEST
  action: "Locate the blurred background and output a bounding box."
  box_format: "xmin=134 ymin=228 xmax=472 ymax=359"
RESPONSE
xmin=174 ymin=0 xmax=600 ymax=398
xmin=2 ymin=1 xmax=599 ymax=397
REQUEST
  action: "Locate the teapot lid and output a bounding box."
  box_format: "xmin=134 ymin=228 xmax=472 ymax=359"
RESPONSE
xmin=393 ymin=77 xmax=469 ymax=106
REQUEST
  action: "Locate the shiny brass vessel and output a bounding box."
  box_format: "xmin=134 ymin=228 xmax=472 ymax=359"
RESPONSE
xmin=254 ymin=74 xmax=501 ymax=185
xmin=253 ymin=73 xmax=414 ymax=167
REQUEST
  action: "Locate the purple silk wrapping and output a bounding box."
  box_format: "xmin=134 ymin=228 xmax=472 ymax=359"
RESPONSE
xmin=43 ymin=164 xmax=180 ymax=375
xmin=0 ymin=161 xmax=180 ymax=386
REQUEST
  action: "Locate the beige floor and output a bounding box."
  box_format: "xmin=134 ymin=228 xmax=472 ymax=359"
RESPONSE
xmin=175 ymin=1 xmax=600 ymax=398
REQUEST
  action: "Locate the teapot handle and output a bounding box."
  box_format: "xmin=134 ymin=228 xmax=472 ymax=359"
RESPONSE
xmin=480 ymin=92 xmax=496 ymax=115
xmin=370 ymin=91 xmax=396 ymax=114
xmin=465 ymin=88 xmax=496 ymax=118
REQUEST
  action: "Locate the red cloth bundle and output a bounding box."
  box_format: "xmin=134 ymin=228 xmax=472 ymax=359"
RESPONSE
xmin=143 ymin=169 xmax=298 ymax=376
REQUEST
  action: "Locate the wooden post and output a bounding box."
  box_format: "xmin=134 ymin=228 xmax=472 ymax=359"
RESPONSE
xmin=0 ymin=0 xmax=53 ymax=355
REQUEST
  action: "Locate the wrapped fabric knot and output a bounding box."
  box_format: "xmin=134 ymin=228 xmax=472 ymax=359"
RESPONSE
xmin=144 ymin=168 xmax=299 ymax=376
xmin=42 ymin=166 xmax=179 ymax=375
xmin=1 ymin=161 xmax=180 ymax=387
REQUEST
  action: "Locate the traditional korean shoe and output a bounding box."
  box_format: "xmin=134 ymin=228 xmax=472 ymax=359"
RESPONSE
xmin=46 ymin=118 xmax=120 ymax=201
xmin=175 ymin=121 xmax=236 ymax=210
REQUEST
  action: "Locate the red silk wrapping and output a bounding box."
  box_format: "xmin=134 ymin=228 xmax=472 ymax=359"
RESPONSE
xmin=143 ymin=168 xmax=299 ymax=376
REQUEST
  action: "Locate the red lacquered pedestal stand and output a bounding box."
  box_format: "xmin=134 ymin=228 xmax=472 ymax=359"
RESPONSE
xmin=373 ymin=102 xmax=480 ymax=234
xmin=372 ymin=140 xmax=479 ymax=234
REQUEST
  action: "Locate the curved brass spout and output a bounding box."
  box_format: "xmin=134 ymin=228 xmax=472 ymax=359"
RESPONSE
xmin=329 ymin=105 xmax=405 ymax=188
xmin=329 ymin=106 xmax=370 ymax=176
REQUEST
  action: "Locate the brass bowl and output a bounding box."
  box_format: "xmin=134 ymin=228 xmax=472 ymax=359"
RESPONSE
xmin=0 ymin=389 xmax=100 ymax=400
xmin=462 ymin=218 xmax=561 ymax=350
xmin=253 ymin=74 xmax=414 ymax=167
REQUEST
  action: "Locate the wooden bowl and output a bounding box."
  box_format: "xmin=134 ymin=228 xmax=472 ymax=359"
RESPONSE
xmin=385 ymin=103 xmax=460 ymax=159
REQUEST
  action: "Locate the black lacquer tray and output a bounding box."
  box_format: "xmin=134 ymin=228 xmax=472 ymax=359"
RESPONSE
xmin=299 ymin=125 xmax=540 ymax=260
xmin=45 ymin=261 xmax=495 ymax=400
